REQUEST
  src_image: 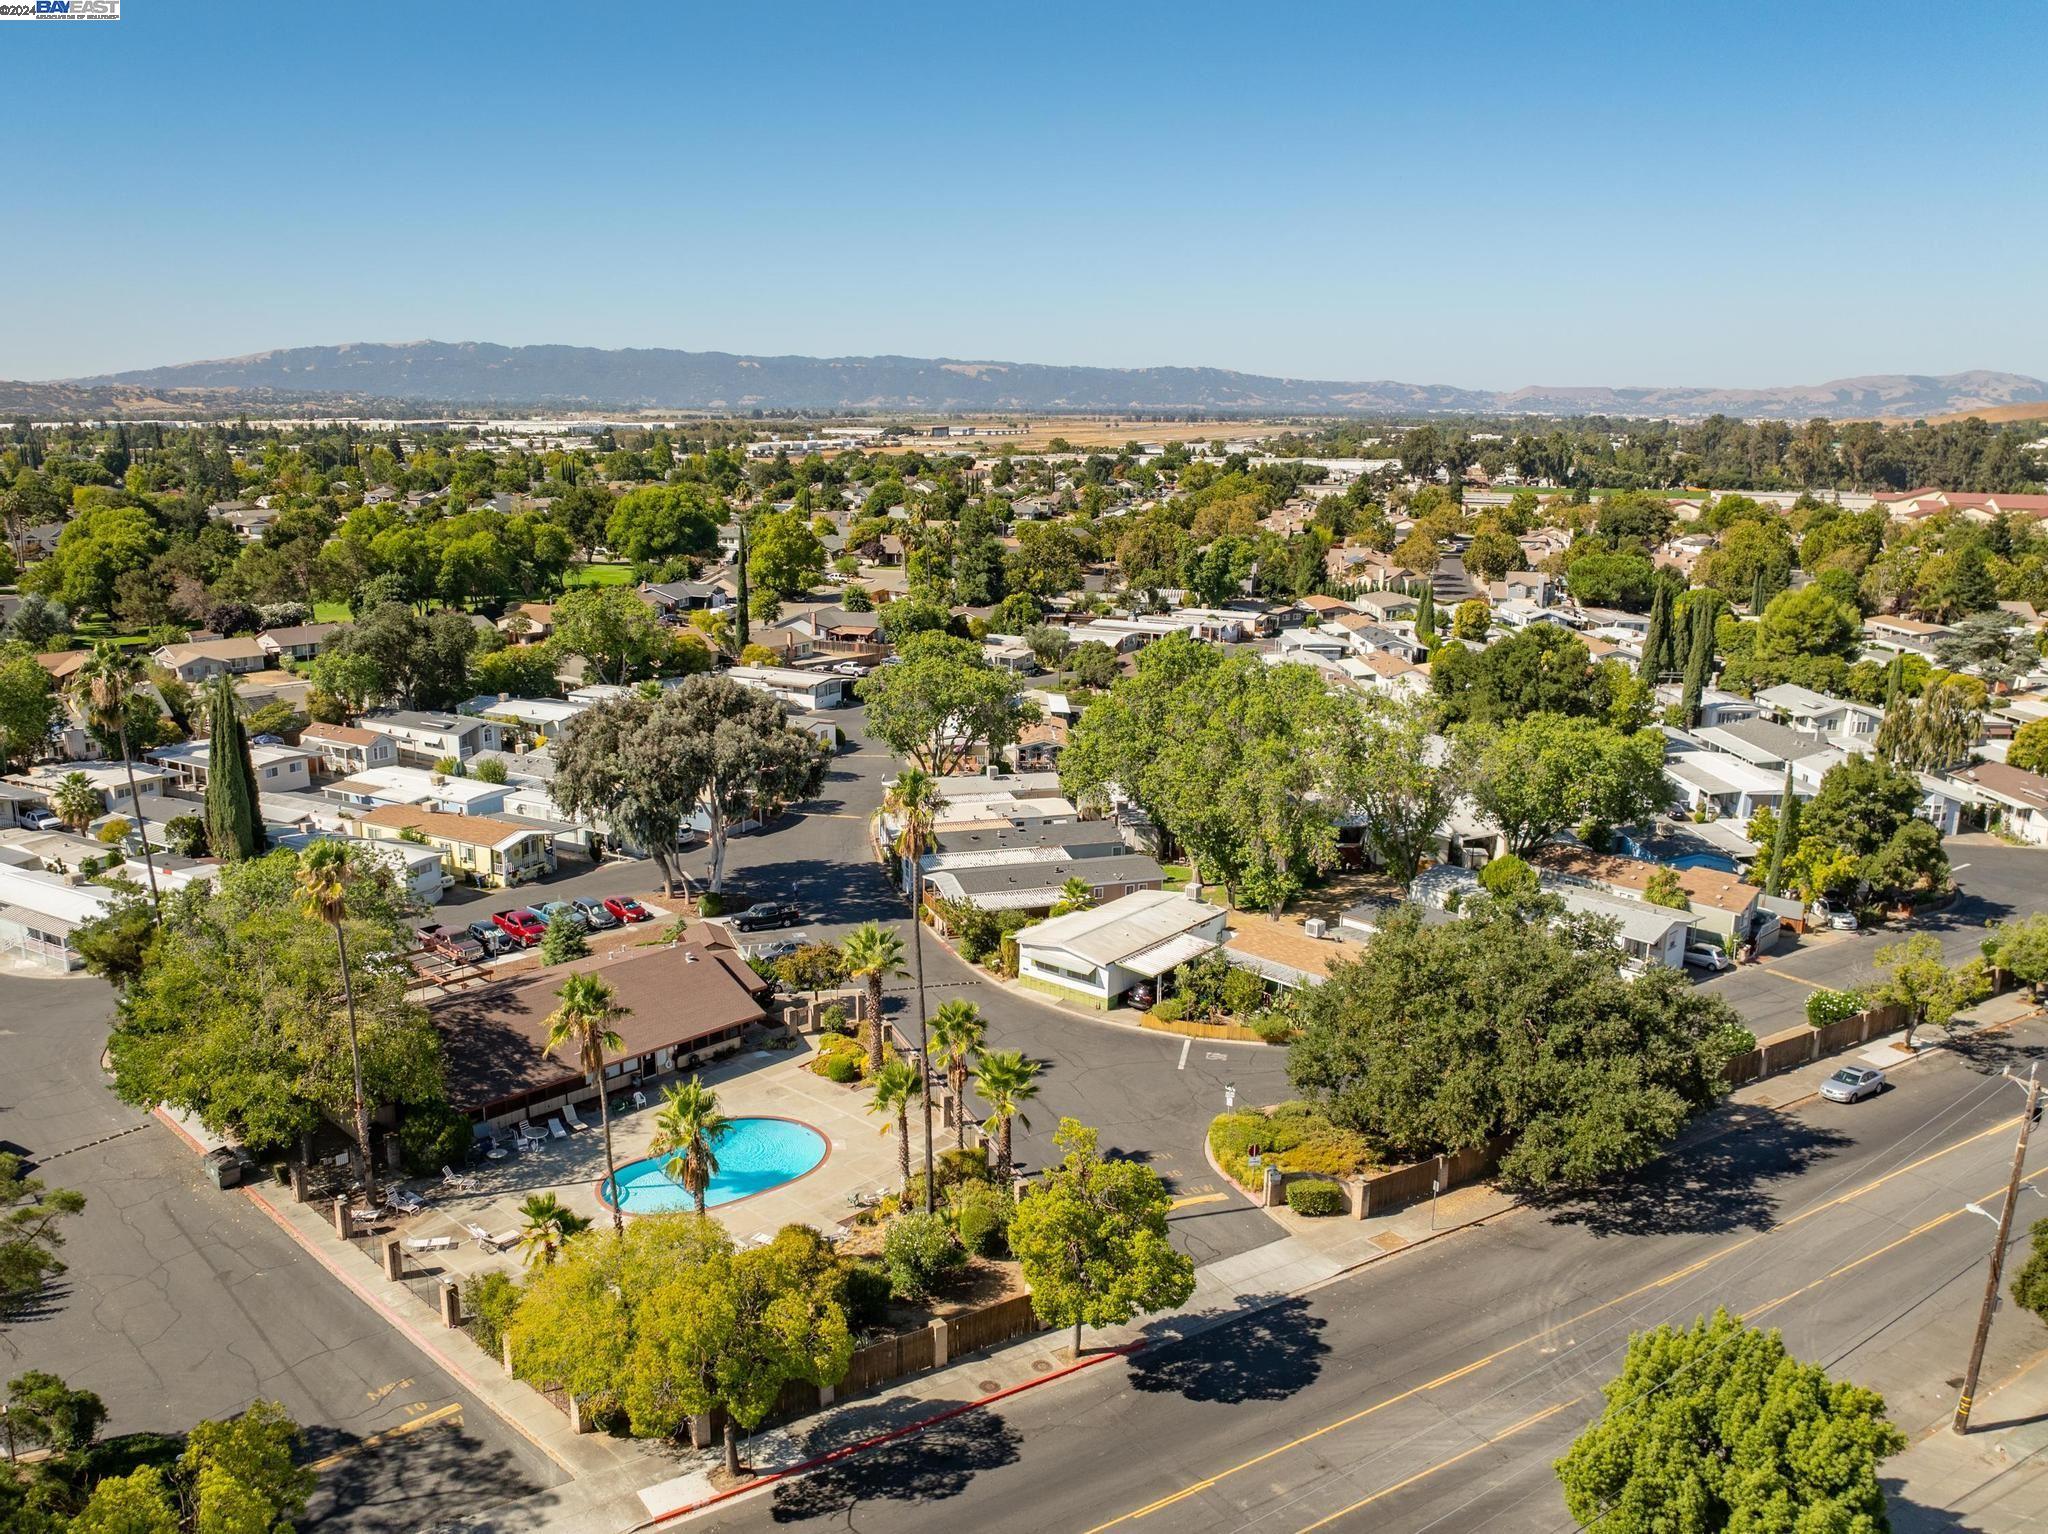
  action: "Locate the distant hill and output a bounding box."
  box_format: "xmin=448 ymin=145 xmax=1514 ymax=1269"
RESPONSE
xmin=24 ymin=342 xmax=2048 ymax=421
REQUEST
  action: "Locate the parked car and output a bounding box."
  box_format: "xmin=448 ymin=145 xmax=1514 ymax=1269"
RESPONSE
xmin=21 ymin=808 xmax=61 ymax=832
xmin=749 ymin=935 xmax=807 ymax=963
xmin=1683 ymin=944 xmax=1732 ymax=972
xmin=573 ymin=897 xmax=621 ymax=930
xmin=491 ymin=908 xmax=546 ymax=947
xmin=1819 ymin=1065 xmax=1885 ymax=1104
xmin=465 ymin=920 xmax=513 ymax=956
xmin=536 ymin=900 xmax=583 ymax=929
xmin=604 ymin=895 xmax=651 ymax=923
xmin=418 ymin=923 xmax=486 ymax=965
xmin=1812 ymin=899 xmax=1859 ymax=932
xmin=832 ymin=660 xmax=865 ymax=676
xmin=730 ymin=901 xmax=802 ymax=932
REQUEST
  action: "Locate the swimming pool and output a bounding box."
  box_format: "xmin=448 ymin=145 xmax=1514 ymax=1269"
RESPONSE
xmin=1666 ymin=851 xmax=1739 ymax=873
xmin=599 ymin=1117 xmax=828 ymax=1215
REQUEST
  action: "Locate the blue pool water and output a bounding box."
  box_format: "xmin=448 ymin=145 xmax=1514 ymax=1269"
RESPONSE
xmin=1667 ymin=851 xmax=1739 ymax=873
xmin=600 ymin=1117 xmax=827 ymax=1215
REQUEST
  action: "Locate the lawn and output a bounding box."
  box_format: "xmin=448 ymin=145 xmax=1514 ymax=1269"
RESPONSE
xmin=563 ymin=562 xmax=635 ymax=589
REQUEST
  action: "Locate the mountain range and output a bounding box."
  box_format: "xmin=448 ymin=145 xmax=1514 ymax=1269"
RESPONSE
xmin=21 ymin=342 xmax=2048 ymax=421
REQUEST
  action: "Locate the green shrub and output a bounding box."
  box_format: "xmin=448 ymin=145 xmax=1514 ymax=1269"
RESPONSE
xmin=1150 ymin=996 xmax=1188 ymax=1023
xmin=842 ymin=1260 xmax=893 ymax=1330
xmin=1285 ymin=1179 xmax=1348 ymax=1217
xmin=997 ymin=934 xmax=1020 ymax=978
xmin=697 ymin=891 xmax=723 ymax=918
xmin=881 ymin=1212 xmax=965 ymax=1301
xmin=464 ymin=1270 xmax=523 ymax=1358
xmin=820 ymin=1053 xmax=860 ymax=1084
xmin=1805 ymin=987 xmax=1866 ymax=1028
xmin=1221 ymin=967 xmax=1267 ymax=1018
xmin=820 ymin=1004 xmax=848 ymax=1032
xmin=397 ymin=1100 xmax=475 ymax=1176
xmin=951 ymin=1182 xmax=1013 ymax=1257
xmin=1206 ymin=1105 xmax=1374 ymax=1189
xmin=540 ymin=913 xmax=589 ymax=966
xmin=1249 ymin=1011 xmax=1296 ymax=1045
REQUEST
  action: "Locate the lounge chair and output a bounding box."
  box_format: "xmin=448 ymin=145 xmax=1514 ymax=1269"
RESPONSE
xmin=562 ymin=1102 xmax=590 ymax=1133
xmin=464 ymin=1222 xmax=517 ymax=1254
xmin=405 ymin=1235 xmax=455 ymax=1252
xmin=348 ymin=1205 xmax=381 ymax=1227
xmin=517 ymin=1122 xmax=548 ymax=1149
xmin=547 ymin=1118 xmax=568 ymax=1140
xmin=386 ymin=1187 xmax=427 ymax=1215
xmin=440 ymin=1165 xmax=481 ymax=1192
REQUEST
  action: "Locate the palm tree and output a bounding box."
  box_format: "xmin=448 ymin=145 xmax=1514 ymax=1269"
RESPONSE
xmin=928 ymin=1000 xmax=987 ymax=1152
xmin=295 ymin=841 xmax=377 ymax=1205
xmin=868 ymin=1058 xmax=922 ymax=1196
xmin=839 ymin=922 xmax=906 ymax=1078
xmin=648 ymin=1077 xmax=730 ymax=1217
xmin=73 ymin=643 xmax=160 ymax=905
xmin=1052 ymin=877 xmax=1095 ymax=916
xmin=514 ymin=1192 xmax=591 ymax=1269
xmin=52 ymin=771 xmax=101 ymax=835
xmin=544 ymin=974 xmax=628 ymax=1234
xmin=972 ymin=1049 xmax=1041 ymax=1186
xmin=884 ymin=767 xmax=946 ymax=1213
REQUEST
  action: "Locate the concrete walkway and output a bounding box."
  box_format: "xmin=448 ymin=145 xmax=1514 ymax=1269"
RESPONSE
xmin=1888 ymin=1352 xmax=2048 ymax=1532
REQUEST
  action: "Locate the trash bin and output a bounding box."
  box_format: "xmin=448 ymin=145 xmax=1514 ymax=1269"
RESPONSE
xmin=201 ymin=1147 xmax=243 ymax=1190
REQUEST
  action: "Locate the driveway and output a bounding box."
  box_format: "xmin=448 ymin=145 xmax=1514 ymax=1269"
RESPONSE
xmin=712 ymin=709 xmax=1292 ymax=1266
xmin=0 ymin=972 xmax=566 ymax=1534
xmin=1697 ymin=836 xmax=2048 ymax=1035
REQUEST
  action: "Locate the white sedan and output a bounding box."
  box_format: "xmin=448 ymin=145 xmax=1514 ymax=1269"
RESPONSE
xmin=1683 ymin=944 xmax=1732 ymax=971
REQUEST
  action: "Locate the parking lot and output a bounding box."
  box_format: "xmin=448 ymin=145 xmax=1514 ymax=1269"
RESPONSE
xmin=1698 ymin=835 xmax=2044 ymax=1035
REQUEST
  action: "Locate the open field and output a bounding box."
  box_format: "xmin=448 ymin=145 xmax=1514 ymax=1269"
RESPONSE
xmin=1926 ymin=399 xmax=2048 ymax=425
xmin=563 ymin=560 xmax=635 ymax=588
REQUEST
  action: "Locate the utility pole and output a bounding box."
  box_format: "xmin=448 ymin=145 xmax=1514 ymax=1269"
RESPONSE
xmin=1954 ymin=1063 xmax=2040 ymax=1434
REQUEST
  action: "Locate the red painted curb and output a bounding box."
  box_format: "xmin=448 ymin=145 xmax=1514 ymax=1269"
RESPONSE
xmin=638 ymin=1346 xmax=1128 ymax=1528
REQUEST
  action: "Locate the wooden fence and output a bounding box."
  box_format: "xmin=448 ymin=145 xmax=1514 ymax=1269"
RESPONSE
xmin=843 ymin=1326 xmax=937 ymax=1393
xmin=1139 ymin=1014 xmax=1271 ymax=1045
xmin=1721 ymin=1002 xmax=1910 ymax=1087
xmin=947 ymin=1291 xmax=1040 ymax=1357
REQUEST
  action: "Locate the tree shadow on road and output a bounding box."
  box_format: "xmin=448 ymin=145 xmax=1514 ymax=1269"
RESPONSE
xmin=301 ymin=1417 xmax=557 ymax=1534
xmin=1535 ymin=1109 xmax=1851 ymax=1238
xmin=720 ymin=855 xmax=905 ymax=928
xmin=767 ymin=1405 xmax=1023 ymax=1523
xmin=1942 ymin=1023 xmax=2047 ymax=1078
xmin=1127 ymin=1295 xmax=1329 ymax=1405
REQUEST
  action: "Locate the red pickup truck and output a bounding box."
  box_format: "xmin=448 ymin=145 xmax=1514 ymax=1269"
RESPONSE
xmin=491 ymin=909 xmax=547 ymax=947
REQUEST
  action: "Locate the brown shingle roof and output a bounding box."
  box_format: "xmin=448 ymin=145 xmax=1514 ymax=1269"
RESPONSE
xmin=1535 ymin=847 xmax=1757 ymax=915
xmin=430 ymin=943 xmax=768 ymax=1111
xmin=301 ymin=722 xmax=380 ymax=747
xmin=358 ymin=804 xmax=538 ymax=848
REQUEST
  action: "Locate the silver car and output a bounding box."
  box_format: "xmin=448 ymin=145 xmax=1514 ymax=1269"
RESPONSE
xmin=1819 ymin=1066 xmax=1884 ymax=1103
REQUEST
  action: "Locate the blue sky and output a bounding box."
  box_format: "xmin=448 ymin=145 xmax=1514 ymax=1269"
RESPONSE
xmin=5 ymin=1 xmax=2045 ymax=387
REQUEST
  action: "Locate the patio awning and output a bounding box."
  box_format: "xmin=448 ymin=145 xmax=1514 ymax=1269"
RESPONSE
xmin=1122 ymin=931 xmax=1218 ymax=979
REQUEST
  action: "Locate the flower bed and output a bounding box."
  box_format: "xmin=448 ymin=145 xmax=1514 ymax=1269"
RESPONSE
xmin=1206 ymin=1102 xmax=1376 ymax=1190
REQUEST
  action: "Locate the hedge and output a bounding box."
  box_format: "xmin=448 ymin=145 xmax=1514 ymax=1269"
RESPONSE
xmin=1206 ymin=1102 xmax=1375 ymax=1189
xmin=1805 ymin=987 xmax=1866 ymax=1028
xmin=1285 ymin=1179 xmax=1348 ymax=1217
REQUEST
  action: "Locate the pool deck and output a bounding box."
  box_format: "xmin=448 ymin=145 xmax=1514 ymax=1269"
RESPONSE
xmin=358 ymin=1043 xmax=902 ymax=1283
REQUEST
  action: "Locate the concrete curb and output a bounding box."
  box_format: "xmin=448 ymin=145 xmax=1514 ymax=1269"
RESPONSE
xmin=637 ymin=1347 xmax=1129 ymax=1528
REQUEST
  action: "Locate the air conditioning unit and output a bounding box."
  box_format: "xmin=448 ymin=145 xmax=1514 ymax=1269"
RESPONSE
xmin=1303 ymin=917 xmax=1328 ymax=940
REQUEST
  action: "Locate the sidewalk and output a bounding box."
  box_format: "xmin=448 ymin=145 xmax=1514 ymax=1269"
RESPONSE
xmin=1887 ymin=1353 xmax=2048 ymax=1533
xmin=619 ymin=1175 xmax=1522 ymax=1525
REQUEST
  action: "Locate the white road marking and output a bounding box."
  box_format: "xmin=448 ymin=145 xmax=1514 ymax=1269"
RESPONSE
xmin=1177 ymin=1036 xmax=1191 ymax=1070
xmin=1951 ymin=862 xmax=1971 ymax=873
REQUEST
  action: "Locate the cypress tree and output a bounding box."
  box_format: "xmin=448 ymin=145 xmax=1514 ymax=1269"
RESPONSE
xmin=204 ymin=674 xmax=262 ymax=860
xmin=1883 ymin=652 xmax=1906 ymax=711
xmin=1751 ymin=566 xmax=1769 ymax=616
xmin=1415 ymin=584 xmax=1436 ymax=645
xmin=1640 ymin=581 xmax=1671 ymax=682
xmin=1763 ymin=763 xmax=1798 ymax=896
xmin=1679 ymin=595 xmax=1720 ymax=728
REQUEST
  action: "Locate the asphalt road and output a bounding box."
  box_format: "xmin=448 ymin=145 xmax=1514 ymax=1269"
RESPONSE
xmin=1699 ymin=836 xmax=2047 ymax=1036
xmin=703 ymin=711 xmax=1294 ymax=1268
xmin=705 ymin=1017 xmax=2048 ymax=1533
xmin=0 ymin=971 xmax=568 ymax=1534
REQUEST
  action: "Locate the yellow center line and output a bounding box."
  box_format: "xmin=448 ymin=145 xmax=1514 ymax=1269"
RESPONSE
xmin=1080 ymin=1114 xmax=2020 ymax=1533
xmin=1169 ymin=1193 xmax=1229 ymax=1211
xmin=1286 ymin=1401 xmax=1578 ymax=1534
xmin=305 ymin=1403 xmax=462 ymax=1471
xmin=1753 ymin=968 xmax=1830 ymax=990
